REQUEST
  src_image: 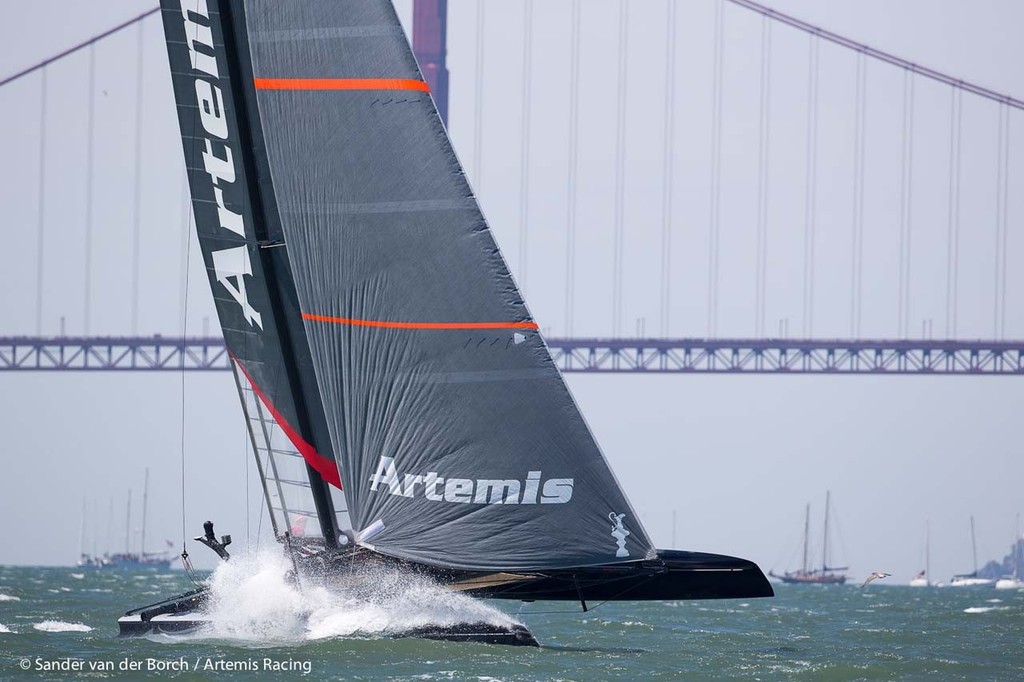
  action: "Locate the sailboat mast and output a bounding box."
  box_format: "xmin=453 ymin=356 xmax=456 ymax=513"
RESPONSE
xmin=141 ymin=469 xmax=149 ymax=555
xmin=970 ymin=515 xmax=979 ymax=575
xmin=1014 ymin=513 xmax=1021 ymax=580
xmin=925 ymin=519 xmax=931 ymax=585
xmin=822 ymin=491 xmax=831 ymax=572
xmin=78 ymin=497 xmax=86 ymax=559
xmin=802 ymin=503 xmax=810 ymax=574
xmin=125 ymin=490 xmax=132 ymax=554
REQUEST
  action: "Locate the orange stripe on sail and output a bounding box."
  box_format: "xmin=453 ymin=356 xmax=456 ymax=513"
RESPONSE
xmin=254 ymin=78 xmax=430 ymax=92
xmin=302 ymin=313 xmax=538 ymax=331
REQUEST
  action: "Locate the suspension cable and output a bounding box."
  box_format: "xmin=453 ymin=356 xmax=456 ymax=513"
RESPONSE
xmin=564 ymin=0 xmax=581 ymax=336
xmin=723 ymin=0 xmax=1024 ymax=112
xmin=801 ymin=35 xmax=819 ymax=338
xmin=517 ymin=0 xmax=534 ymax=293
xmin=897 ymin=70 xmax=915 ymax=338
xmin=34 ymin=69 xmax=47 ymax=335
xmin=0 ymin=8 xmax=160 ymax=89
xmin=612 ymin=0 xmax=629 ymax=336
xmin=84 ymin=45 xmax=96 ymax=335
xmin=754 ymin=16 xmax=772 ymax=337
xmin=850 ymin=52 xmax=867 ymax=338
xmin=130 ymin=22 xmax=145 ymax=335
xmin=472 ymin=2 xmax=486 ymax=193
xmin=994 ymin=104 xmax=1009 ymax=340
xmin=659 ymin=0 xmax=678 ymax=337
xmin=945 ymin=87 xmax=963 ymax=338
xmin=707 ymin=0 xmax=724 ymax=337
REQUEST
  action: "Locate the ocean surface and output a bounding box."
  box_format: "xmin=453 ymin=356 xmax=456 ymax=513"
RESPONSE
xmin=1 ymin=560 xmax=1022 ymax=681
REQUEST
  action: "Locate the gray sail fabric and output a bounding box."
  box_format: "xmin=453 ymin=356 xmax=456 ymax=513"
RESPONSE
xmin=244 ymin=0 xmax=652 ymax=571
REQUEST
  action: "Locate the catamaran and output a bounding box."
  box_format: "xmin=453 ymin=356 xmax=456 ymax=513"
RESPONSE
xmin=119 ymin=0 xmax=772 ymax=644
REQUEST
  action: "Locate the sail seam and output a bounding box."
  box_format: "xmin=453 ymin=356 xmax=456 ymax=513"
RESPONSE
xmin=302 ymin=313 xmax=538 ymax=330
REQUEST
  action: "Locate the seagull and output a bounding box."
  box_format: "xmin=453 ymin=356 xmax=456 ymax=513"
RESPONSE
xmin=860 ymin=571 xmax=891 ymax=588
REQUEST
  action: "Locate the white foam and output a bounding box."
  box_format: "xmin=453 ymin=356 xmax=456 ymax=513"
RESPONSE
xmin=964 ymin=606 xmax=1010 ymax=614
xmin=0 ymin=624 xmax=11 ymax=633
xmin=200 ymin=550 xmax=520 ymax=642
xmin=70 ymin=573 xmax=85 ymax=580
xmin=0 ymin=594 xmax=19 ymax=601
xmin=33 ymin=621 xmax=93 ymax=633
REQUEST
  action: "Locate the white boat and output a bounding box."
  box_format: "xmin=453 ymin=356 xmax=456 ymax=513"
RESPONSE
xmin=994 ymin=514 xmax=1023 ymax=590
xmin=948 ymin=516 xmax=994 ymax=587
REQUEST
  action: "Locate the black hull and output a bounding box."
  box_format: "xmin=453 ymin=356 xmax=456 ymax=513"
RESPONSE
xmin=302 ymin=547 xmax=774 ymax=602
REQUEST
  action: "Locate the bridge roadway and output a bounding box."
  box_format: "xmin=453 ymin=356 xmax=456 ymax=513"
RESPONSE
xmin=1 ymin=336 xmax=1022 ymax=375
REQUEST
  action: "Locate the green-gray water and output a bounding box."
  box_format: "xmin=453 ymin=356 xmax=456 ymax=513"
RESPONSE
xmin=1 ymin=564 xmax=1022 ymax=680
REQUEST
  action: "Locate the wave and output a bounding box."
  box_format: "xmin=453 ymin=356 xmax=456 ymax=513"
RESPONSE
xmin=964 ymin=606 xmax=1010 ymax=614
xmin=0 ymin=594 xmax=20 ymax=602
xmin=33 ymin=621 xmax=93 ymax=633
xmin=197 ymin=550 xmax=521 ymax=642
xmin=0 ymin=624 xmax=11 ymax=633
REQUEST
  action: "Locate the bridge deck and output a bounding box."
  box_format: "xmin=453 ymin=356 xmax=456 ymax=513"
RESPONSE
xmin=1 ymin=336 xmax=1022 ymax=375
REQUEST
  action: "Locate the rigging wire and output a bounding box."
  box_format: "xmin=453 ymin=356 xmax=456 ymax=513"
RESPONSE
xmin=612 ymin=0 xmax=629 ymax=337
xmin=659 ymin=0 xmax=678 ymax=337
xmin=84 ymin=45 xmax=96 ymax=335
xmin=34 ymin=68 xmax=47 ymax=336
xmin=801 ymin=34 xmax=819 ymax=339
xmin=754 ymin=16 xmax=772 ymax=337
xmin=564 ymin=0 xmax=581 ymax=336
xmin=180 ymin=0 xmax=202 ymax=564
xmin=517 ymin=0 xmax=534 ymax=293
xmin=130 ymin=22 xmax=145 ymax=335
xmin=707 ymin=0 xmax=724 ymax=337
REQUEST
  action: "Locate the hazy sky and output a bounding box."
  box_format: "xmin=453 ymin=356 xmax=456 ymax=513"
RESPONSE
xmin=0 ymin=0 xmax=1022 ymax=582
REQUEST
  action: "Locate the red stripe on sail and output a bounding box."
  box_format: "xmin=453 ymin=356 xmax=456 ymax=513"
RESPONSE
xmin=302 ymin=312 xmax=539 ymax=330
xmin=254 ymin=78 xmax=430 ymax=92
xmin=230 ymin=353 xmax=342 ymax=490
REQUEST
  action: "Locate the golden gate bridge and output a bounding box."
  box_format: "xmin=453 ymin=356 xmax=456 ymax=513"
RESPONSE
xmin=0 ymin=0 xmax=1020 ymax=374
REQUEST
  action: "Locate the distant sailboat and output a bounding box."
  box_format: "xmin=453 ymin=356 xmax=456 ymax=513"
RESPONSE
xmin=949 ymin=516 xmax=994 ymax=587
xmin=909 ymin=520 xmax=931 ymax=587
xmin=79 ymin=470 xmax=175 ymax=570
xmin=994 ymin=513 xmax=1024 ymax=590
xmin=770 ymin=492 xmax=848 ymax=585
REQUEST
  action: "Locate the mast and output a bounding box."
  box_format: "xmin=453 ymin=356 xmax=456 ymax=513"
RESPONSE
xmin=970 ymin=515 xmax=978 ymax=575
xmin=78 ymin=497 xmax=86 ymax=559
xmin=124 ymin=490 xmax=132 ymax=554
xmin=802 ymin=502 xmax=810 ymax=575
xmin=140 ymin=469 xmax=148 ymax=555
xmin=1015 ymin=513 xmax=1021 ymax=579
xmin=925 ymin=519 xmax=931 ymax=585
xmin=822 ymin=491 xmax=831 ymax=573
